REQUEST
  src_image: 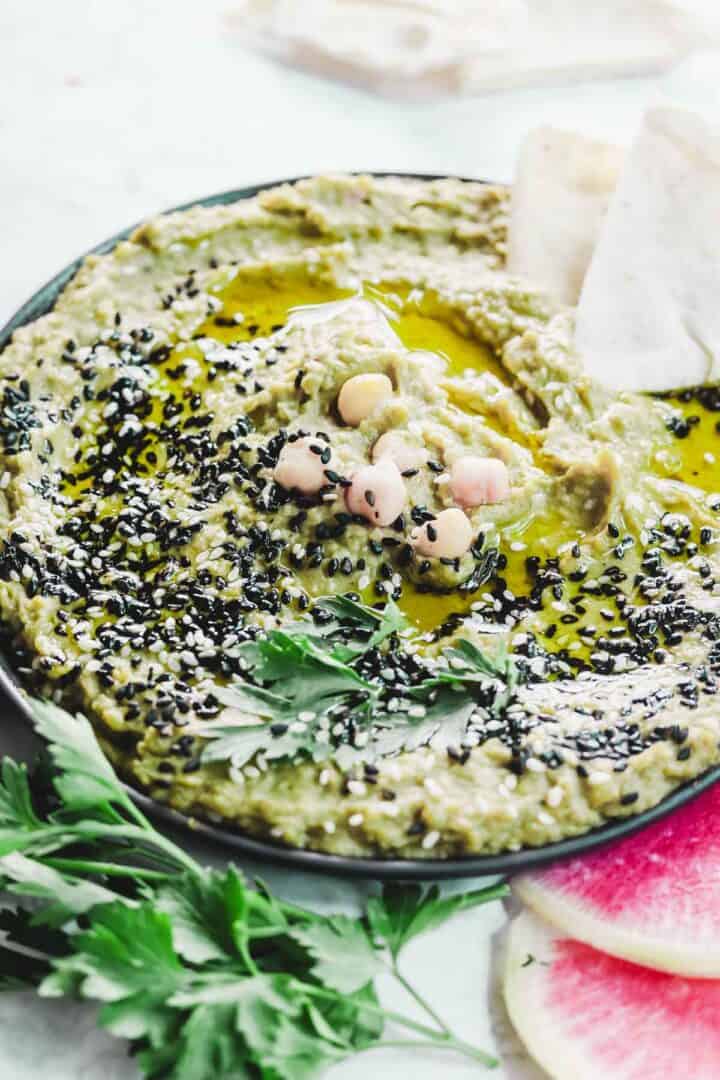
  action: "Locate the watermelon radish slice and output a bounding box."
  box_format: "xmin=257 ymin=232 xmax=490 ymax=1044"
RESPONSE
xmin=504 ymin=911 xmax=720 ymax=1080
xmin=514 ymin=782 xmax=720 ymax=977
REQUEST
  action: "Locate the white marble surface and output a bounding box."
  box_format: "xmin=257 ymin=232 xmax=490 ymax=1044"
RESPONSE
xmin=1 ymin=3 xmax=720 ymax=1077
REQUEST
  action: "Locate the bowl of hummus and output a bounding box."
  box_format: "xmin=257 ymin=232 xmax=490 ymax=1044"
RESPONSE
xmin=1 ymin=168 xmax=720 ymax=876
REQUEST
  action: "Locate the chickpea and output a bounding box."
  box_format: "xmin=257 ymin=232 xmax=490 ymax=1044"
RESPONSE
xmin=273 ymin=436 xmax=331 ymax=495
xmin=411 ymin=507 xmax=474 ymax=559
xmin=450 ymin=455 xmax=510 ymax=509
xmin=338 ymin=372 xmax=393 ymax=427
xmin=345 ymin=459 xmax=406 ymax=526
xmin=371 ymin=431 xmax=428 ymax=473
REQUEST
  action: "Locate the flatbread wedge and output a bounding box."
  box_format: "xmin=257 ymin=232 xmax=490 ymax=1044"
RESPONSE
xmin=507 ymin=126 xmax=622 ymax=305
xmin=575 ymin=106 xmax=720 ymax=392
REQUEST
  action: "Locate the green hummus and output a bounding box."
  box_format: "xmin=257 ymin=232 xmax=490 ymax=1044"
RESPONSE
xmin=1 ymin=174 xmax=720 ymax=858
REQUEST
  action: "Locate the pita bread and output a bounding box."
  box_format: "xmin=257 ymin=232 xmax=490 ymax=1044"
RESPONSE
xmin=507 ymin=126 xmax=622 ymax=305
xmin=575 ymin=107 xmax=720 ymax=393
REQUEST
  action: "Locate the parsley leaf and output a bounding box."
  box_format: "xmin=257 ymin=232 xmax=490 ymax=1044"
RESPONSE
xmin=290 ymin=916 xmax=384 ymax=994
xmin=197 ymin=594 xmax=521 ymax=771
xmin=156 ymin=1003 xmax=239 ymax=1080
xmin=30 ymin=697 xmax=127 ymax=812
xmin=0 ymin=758 xmax=41 ymax=830
xmin=313 ymin=595 xmax=407 ymax=654
xmin=203 ymin=623 xmax=384 ymax=768
xmin=154 ymin=867 xmax=250 ymax=965
xmin=366 ymin=882 xmax=509 ymax=960
xmin=0 ymin=853 xmax=120 ymax=926
xmin=42 ymin=902 xmax=185 ymax=1044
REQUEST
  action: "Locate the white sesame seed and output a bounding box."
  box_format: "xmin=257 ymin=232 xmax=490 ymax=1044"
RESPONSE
xmin=348 ymin=813 xmax=364 ymax=827
xmin=422 ymin=830 xmax=440 ymax=850
xmin=319 ymin=769 xmax=331 ymax=786
xmin=347 ymin=780 xmax=367 ymax=797
xmin=323 ymin=820 xmax=336 ymax=834
xmin=588 ymin=771 xmax=610 ymax=785
xmin=546 ymin=786 xmax=564 ymax=808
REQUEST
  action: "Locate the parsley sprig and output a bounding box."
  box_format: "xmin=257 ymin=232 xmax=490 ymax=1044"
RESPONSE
xmin=198 ymin=596 xmax=520 ymax=770
xmin=0 ymin=697 xmax=507 ymax=1077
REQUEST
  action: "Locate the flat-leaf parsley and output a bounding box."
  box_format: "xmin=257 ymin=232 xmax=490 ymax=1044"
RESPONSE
xmin=0 ymin=696 xmax=507 ymax=1077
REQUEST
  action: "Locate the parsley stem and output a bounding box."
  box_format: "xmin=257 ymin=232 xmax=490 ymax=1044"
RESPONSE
xmin=373 ymin=1039 xmax=498 ymax=1065
xmin=389 ymin=960 xmax=452 ymax=1036
xmin=42 ymin=857 xmax=172 ymax=882
xmin=40 ymin=820 xmax=201 ymax=878
xmin=235 ymin=932 xmax=259 ymax=975
xmin=118 ymin=798 xmax=202 ymax=877
xmin=82 ymin=825 xmax=199 ymax=876
xmin=388 ymin=960 xmax=498 ymax=1067
xmin=299 ymin=983 xmax=496 ymax=1066
xmin=245 ymin=925 xmax=289 ymax=940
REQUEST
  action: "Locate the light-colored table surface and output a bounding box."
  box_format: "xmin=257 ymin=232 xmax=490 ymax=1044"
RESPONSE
xmin=1 ymin=3 xmax=719 ymax=1076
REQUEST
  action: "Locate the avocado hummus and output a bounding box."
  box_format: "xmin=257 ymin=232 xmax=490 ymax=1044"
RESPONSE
xmin=2 ymin=174 xmax=720 ymax=859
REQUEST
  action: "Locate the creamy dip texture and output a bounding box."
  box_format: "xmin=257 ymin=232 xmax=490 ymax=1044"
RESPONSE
xmin=1 ymin=174 xmax=720 ymax=857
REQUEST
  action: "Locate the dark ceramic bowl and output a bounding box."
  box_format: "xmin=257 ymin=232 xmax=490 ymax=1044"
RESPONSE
xmin=2 ymin=174 xmax=719 ymax=880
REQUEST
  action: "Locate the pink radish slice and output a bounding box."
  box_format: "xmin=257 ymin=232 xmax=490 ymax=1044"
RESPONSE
xmin=504 ymin=911 xmax=720 ymax=1080
xmin=514 ymin=781 xmax=720 ymax=976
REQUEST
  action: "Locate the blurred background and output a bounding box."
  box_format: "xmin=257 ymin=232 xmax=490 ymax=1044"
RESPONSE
xmin=2 ymin=0 xmax=720 ymax=327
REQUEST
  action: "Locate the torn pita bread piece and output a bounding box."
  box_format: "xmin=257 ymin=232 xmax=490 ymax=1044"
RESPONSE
xmin=575 ymin=107 xmax=720 ymax=393
xmin=507 ymin=126 xmax=622 ymax=306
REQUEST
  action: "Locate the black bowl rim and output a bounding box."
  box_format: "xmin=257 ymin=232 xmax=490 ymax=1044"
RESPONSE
xmin=2 ymin=171 xmax=719 ymax=881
